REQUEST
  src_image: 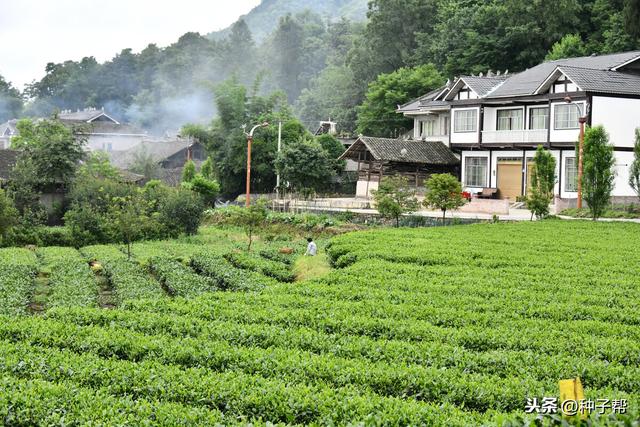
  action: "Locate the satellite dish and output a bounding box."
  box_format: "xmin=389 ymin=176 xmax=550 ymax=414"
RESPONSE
xmin=400 ymin=148 xmax=408 ymax=157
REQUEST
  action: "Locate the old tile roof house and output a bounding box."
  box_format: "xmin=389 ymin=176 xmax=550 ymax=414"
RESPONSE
xmin=397 ymin=50 xmax=640 ymax=205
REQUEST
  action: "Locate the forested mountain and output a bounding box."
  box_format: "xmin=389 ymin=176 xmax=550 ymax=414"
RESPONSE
xmin=3 ymin=0 xmax=639 ymax=137
xmin=208 ymin=0 xmax=368 ymax=42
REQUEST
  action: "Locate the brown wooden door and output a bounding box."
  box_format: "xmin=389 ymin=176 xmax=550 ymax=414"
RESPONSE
xmin=497 ymin=160 xmax=522 ymax=200
xmin=526 ymin=160 xmax=535 ymax=195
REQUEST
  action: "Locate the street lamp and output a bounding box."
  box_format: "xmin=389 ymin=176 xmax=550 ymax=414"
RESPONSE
xmin=564 ymin=96 xmax=588 ymax=209
xmin=243 ymin=122 xmax=269 ymax=208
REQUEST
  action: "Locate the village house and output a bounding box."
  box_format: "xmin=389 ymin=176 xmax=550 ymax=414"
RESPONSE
xmin=109 ymin=138 xmax=207 ymax=186
xmin=398 ymin=50 xmax=640 ymax=208
xmin=0 ymin=107 xmax=147 ymax=153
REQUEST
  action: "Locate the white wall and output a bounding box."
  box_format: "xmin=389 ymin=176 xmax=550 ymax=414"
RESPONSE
xmin=451 ymin=107 xmax=480 ymax=144
xmin=557 ymin=149 xmax=635 ymax=198
xmin=612 ymin=151 xmax=637 ymax=197
xmin=87 ymin=134 xmax=144 ymax=152
xmin=592 ymin=96 xmax=640 ymax=149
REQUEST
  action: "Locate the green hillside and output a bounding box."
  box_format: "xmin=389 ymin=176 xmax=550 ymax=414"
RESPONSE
xmin=208 ymin=0 xmax=368 ymax=41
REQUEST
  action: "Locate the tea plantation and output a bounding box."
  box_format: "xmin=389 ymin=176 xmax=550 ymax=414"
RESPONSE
xmin=0 ymin=222 xmax=638 ymax=425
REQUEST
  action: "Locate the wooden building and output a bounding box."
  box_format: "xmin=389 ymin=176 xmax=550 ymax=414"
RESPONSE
xmin=339 ymin=136 xmax=459 ymax=197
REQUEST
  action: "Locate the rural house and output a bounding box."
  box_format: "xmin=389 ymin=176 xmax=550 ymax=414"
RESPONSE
xmin=399 ymin=50 xmax=640 ymax=207
xmin=109 ymin=138 xmax=207 ymax=185
xmin=0 ymin=108 xmax=147 ymax=153
xmin=57 ymin=108 xmax=147 ymax=152
xmin=339 ymin=136 xmax=459 ymax=197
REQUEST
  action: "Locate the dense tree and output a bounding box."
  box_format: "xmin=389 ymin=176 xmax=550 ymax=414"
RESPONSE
xmin=204 ymin=77 xmax=309 ymax=198
xmin=0 ymin=189 xmax=18 ymax=244
xmin=0 ymin=75 xmax=23 ymax=122
xmin=295 ymin=65 xmax=362 ymax=134
xmin=10 ymin=118 xmax=86 ymax=188
xmin=357 ymin=64 xmax=443 ymax=137
xmin=545 ymin=34 xmax=588 ymax=61
xmin=275 ymin=137 xmax=336 ymax=197
xmin=625 ymin=0 xmax=640 ymax=37
xmin=348 ymin=0 xmax=440 ymax=83
xmin=316 ymin=134 xmax=347 ymax=173
xmin=581 ymin=126 xmax=615 ymax=220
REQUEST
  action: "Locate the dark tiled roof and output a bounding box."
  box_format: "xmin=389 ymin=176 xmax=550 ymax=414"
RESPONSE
xmin=462 ymin=75 xmax=509 ymax=97
xmin=397 ymin=88 xmax=444 ymax=113
xmin=0 ymin=150 xmax=19 ymax=181
xmin=59 ymin=109 xmax=119 ymax=123
xmin=340 ymin=136 xmax=459 ymax=165
xmin=109 ymin=139 xmax=194 ymax=169
xmin=489 ymin=50 xmax=640 ymax=98
xmin=557 ymin=65 xmax=640 ymax=96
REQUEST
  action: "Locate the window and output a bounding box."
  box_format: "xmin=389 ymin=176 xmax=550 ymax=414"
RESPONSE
xmin=565 ymin=157 xmax=578 ymax=192
xmin=465 ymin=157 xmax=488 ymax=187
xmin=529 ymin=107 xmax=549 ymax=130
xmin=424 ymin=120 xmax=436 ymax=136
xmin=554 ymin=104 xmax=580 ymax=130
xmin=454 ymin=109 xmax=477 ymax=133
xmin=443 ymin=116 xmax=450 ymax=135
xmin=497 ymin=109 xmax=523 ymax=131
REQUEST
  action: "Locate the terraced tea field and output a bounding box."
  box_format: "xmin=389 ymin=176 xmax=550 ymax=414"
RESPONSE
xmin=0 ymin=222 xmax=638 ymax=425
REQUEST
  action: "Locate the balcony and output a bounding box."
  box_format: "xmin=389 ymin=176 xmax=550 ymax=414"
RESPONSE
xmin=482 ymin=129 xmax=547 ymax=144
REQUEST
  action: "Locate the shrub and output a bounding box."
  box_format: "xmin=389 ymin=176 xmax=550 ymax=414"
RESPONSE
xmin=159 ymin=188 xmax=205 ymax=237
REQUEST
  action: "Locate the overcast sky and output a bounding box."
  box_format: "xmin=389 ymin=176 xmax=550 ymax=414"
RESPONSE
xmin=0 ymin=0 xmax=261 ymax=89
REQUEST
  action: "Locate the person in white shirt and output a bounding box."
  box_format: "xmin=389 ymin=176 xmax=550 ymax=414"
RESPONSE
xmin=305 ymin=237 xmax=317 ymax=256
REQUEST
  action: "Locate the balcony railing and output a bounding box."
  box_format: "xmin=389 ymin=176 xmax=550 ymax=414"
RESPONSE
xmin=482 ymin=129 xmax=548 ymax=144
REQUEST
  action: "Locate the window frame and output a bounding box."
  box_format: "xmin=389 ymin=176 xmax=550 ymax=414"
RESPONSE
xmin=554 ymin=103 xmax=582 ymax=130
xmin=496 ymin=108 xmax=524 ymax=131
xmin=465 ymin=156 xmax=488 ymax=187
xmin=454 ymin=109 xmax=478 ymax=133
xmin=529 ymin=107 xmax=549 ymax=130
xmin=564 ymin=157 xmax=578 ymax=192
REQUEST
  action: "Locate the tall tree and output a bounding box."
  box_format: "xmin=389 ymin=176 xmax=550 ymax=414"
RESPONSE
xmin=423 ymin=173 xmax=466 ymax=225
xmin=0 ymin=75 xmax=23 ymax=122
xmin=526 ymin=146 xmax=557 ymax=219
xmin=581 ymin=125 xmax=615 ymax=220
xmin=629 ymin=128 xmax=640 ymax=200
xmin=357 ymin=64 xmax=444 ymax=137
xmin=275 ymin=137 xmax=335 ymax=197
xmin=372 ymin=176 xmax=419 ymax=227
xmin=10 ymin=118 xmax=86 ymax=188
xmin=545 ymin=34 xmax=588 ymax=61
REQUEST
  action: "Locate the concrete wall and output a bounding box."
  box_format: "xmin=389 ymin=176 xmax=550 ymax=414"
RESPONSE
xmin=459 ymin=198 xmax=510 ymax=215
xmin=87 ymin=134 xmax=145 ymax=152
xmin=356 ymin=180 xmax=379 ymax=198
xmin=592 ymin=96 xmax=640 ymax=149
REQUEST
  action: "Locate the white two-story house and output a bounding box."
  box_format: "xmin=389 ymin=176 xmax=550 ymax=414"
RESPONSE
xmin=399 ymin=50 xmax=640 ymax=206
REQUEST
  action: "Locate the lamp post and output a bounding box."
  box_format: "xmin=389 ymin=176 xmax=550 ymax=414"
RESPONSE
xmin=564 ymin=97 xmax=588 ymax=209
xmin=243 ymin=122 xmax=269 ymax=208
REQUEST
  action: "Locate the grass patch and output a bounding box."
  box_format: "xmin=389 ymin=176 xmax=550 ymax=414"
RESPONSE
xmin=293 ymin=254 xmax=331 ymax=282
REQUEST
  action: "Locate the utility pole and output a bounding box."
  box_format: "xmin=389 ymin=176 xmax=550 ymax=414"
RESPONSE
xmin=243 ymin=122 xmax=269 ymax=208
xmin=276 ymin=121 xmax=282 ymax=201
xmin=564 ymin=97 xmax=587 ymax=209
